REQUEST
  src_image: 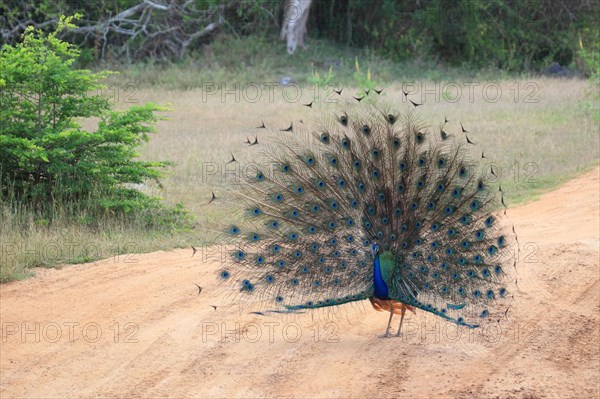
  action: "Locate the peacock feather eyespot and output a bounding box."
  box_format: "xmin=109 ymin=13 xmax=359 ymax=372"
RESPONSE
xmin=410 ymin=201 xmax=418 ymax=210
xmin=337 ymin=178 xmax=346 ymax=188
xmin=461 ymin=214 xmax=471 ymax=225
xmin=256 ymin=172 xmax=265 ymax=181
xmin=392 ymin=136 xmax=401 ymax=148
xmin=371 ymin=169 xmax=380 ymax=179
xmin=461 ymin=240 xmax=470 ymax=248
xmin=418 ymin=157 xmax=427 ymax=167
xmin=228 ymin=225 xmax=240 ymax=235
xmin=352 ymin=159 xmax=361 ymax=169
xmin=475 ymin=229 xmax=485 ymax=240
xmin=364 ymin=220 xmax=372 ymax=229
xmin=431 ymin=241 xmax=439 ymax=248
xmin=271 ymin=244 xmax=281 ymax=254
xmin=249 ymin=233 xmax=261 ymax=242
xmin=477 ymin=180 xmax=485 ymax=191
xmin=295 ymin=186 xmax=304 ymax=194
xmin=268 ymin=220 xmax=280 ymax=229
xmin=387 ymin=114 xmax=397 ymax=124
xmin=499 ymin=287 xmax=507 ymax=297
xmin=415 ymin=220 xmax=423 ymax=229
xmin=416 ymin=132 xmax=425 ymax=143
xmin=327 ymin=221 xmax=337 ymax=229
xmin=367 ymin=205 xmax=375 ymax=215
xmin=307 ymin=225 xmax=317 ymax=233
xmin=497 ymin=236 xmax=506 ymax=247
xmin=399 ymin=161 xmax=407 ymax=171
xmin=346 ymin=235 xmax=355 ymax=242
xmin=445 ymin=205 xmax=455 ymax=215
xmin=474 ymin=254 xmax=483 ymax=264
xmin=437 ymin=183 xmax=446 ymax=192
xmin=487 ymin=245 xmax=498 ymax=255
xmin=440 ymin=262 xmax=448 ymax=269
xmin=339 ymin=115 xmax=348 ymax=126
xmin=329 ymin=156 xmax=339 ymax=166
xmin=255 ymin=255 xmax=265 ymax=264
xmin=485 ymin=216 xmax=495 ymax=227
xmin=358 ymin=181 xmax=366 ymax=192
xmin=289 ymin=209 xmax=300 ymax=218
xmin=276 ymin=296 xmax=284 ymax=303
xmin=250 ymin=207 xmax=262 ymax=216
xmin=482 ymin=268 xmax=491 ymax=278
xmin=381 ymin=216 xmax=389 ymax=225
xmin=329 ymin=200 xmax=339 ymax=209
xmin=291 ymin=278 xmax=299 ymax=286
xmin=350 ymin=199 xmax=359 ymax=208
xmin=347 ymin=218 xmax=355 ymax=226
xmin=427 ymin=201 xmax=436 ymax=210
xmin=470 ymin=200 xmax=481 ymax=211
xmin=320 ymin=132 xmax=331 ymax=144
xmin=397 ymin=183 xmax=406 ymax=193
xmin=394 ymin=208 xmax=402 ymax=217
xmin=293 ymin=249 xmax=302 ymax=257
xmin=448 ymin=227 xmax=457 ymax=237
xmin=437 ymin=157 xmax=447 ymax=168
xmin=494 ymin=265 xmax=503 ymax=274
xmin=371 ymin=148 xmax=380 ymax=158
xmin=266 ymin=275 xmax=274 ymax=283
xmin=459 ymin=166 xmax=468 ymax=178
xmin=460 ymin=257 xmax=468 ymax=265
xmin=486 ymin=290 xmax=494 ymax=299
xmin=305 ymin=155 xmax=316 ymax=166
xmin=301 ymin=266 xmax=309 ymax=274
xmin=452 ymin=188 xmax=461 ymax=198
xmin=277 ymin=260 xmax=286 ymax=268
xmin=446 ymin=248 xmax=454 ymax=255
xmin=473 ymin=289 xmax=482 ymax=298
xmin=272 ymin=193 xmax=284 ymax=202
xmin=339 ymin=261 xmax=348 ymax=269
xmin=361 ymin=125 xmax=371 ymax=135
xmin=341 ymin=137 xmax=351 ymax=149
xmin=401 ymin=224 xmax=408 ymax=232
xmin=219 ymin=270 xmax=230 ymax=279
xmin=280 ymin=163 xmax=291 ymax=173
xmin=416 ymin=179 xmax=425 ymax=189
xmin=467 ymin=270 xmax=476 ymax=278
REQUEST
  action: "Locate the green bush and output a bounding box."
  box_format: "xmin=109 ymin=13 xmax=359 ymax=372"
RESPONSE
xmin=0 ymin=16 xmax=187 ymax=227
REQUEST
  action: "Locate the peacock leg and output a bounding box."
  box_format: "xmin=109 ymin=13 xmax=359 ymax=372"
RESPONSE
xmin=384 ymin=308 xmax=394 ymax=337
xmin=395 ymin=304 xmax=407 ymax=337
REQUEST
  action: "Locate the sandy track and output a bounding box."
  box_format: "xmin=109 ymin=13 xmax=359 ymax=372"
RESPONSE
xmin=1 ymin=169 xmax=599 ymax=398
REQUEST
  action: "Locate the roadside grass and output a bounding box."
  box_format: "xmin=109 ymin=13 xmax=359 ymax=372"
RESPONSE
xmin=1 ymin=37 xmax=598 ymax=282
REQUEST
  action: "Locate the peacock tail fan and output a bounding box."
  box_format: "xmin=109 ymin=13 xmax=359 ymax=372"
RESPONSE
xmin=209 ymin=98 xmax=517 ymax=329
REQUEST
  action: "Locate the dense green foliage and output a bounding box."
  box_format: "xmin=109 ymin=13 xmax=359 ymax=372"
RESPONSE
xmin=1 ymin=0 xmax=596 ymax=72
xmin=0 ymin=16 xmax=187 ymax=227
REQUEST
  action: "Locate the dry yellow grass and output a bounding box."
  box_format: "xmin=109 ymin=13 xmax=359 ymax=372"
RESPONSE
xmin=2 ymin=77 xmax=597 ymax=282
xmin=134 ymin=77 xmax=599 ymax=218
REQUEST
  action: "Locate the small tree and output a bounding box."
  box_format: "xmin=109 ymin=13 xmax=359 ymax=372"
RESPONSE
xmin=0 ymin=16 xmax=176 ymax=222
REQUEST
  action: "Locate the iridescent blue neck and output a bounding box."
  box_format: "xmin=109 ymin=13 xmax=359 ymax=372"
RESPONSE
xmin=373 ymin=253 xmax=390 ymax=299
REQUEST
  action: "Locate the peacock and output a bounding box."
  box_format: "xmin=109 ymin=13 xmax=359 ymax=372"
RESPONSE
xmin=209 ymin=92 xmax=517 ymax=337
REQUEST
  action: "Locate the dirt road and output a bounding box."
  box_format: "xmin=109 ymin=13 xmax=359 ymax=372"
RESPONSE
xmin=1 ymin=169 xmax=599 ymax=398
